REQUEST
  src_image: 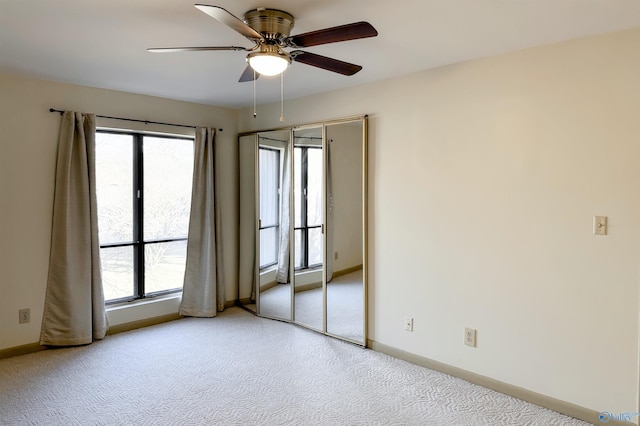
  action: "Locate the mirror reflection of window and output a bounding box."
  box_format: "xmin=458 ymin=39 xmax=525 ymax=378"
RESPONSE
xmin=259 ymin=147 xmax=280 ymax=269
xmin=294 ymin=145 xmax=323 ymax=270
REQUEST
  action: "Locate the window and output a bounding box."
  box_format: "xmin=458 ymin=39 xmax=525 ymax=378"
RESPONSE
xmin=95 ymin=130 xmax=194 ymax=303
xmin=294 ymin=145 xmax=323 ymax=270
xmin=259 ymin=147 xmax=281 ymax=269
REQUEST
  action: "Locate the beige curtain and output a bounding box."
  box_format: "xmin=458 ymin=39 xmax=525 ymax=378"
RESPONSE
xmin=40 ymin=112 xmax=108 ymax=346
xmin=180 ymin=127 xmax=225 ymax=317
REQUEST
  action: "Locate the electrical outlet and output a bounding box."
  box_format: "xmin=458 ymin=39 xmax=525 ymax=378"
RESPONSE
xmin=19 ymin=308 xmax=30 ymax=324
xmin=404 ymin=316 xmax=413 ymax=332
xmin=464 ymin=327 xmax=476 ymax=347
xmin=334 ymin=251 xmax=338 ymax=260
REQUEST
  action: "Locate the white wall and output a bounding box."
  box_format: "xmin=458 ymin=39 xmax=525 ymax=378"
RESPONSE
xmin=239 ymin=28 xmax=640 ymax=416
xmin=0 ymin=73 xmax=239 ymax=350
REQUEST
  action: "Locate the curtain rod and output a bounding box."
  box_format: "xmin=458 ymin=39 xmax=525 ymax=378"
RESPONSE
xmin=258 ymin=136 xmax=322 ymax=142
xmin=258 ymin=135 xmax=321 ymax=144
xmin=48 ymin=108 xmax=222 ymax=131
xmin=259 ymin=135 xmax=287 ymax=143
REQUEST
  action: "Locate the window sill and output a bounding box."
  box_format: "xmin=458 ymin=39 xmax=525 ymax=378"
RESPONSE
xmin=106 ymin=292 xmax=182 ymax=311
xmin=293 ymin=268 xmax=322 ymax=288
xmin=260 ymin=265 xmax=277 ymax=274
xmin=106 ymin=293 xmax=182 ymax=328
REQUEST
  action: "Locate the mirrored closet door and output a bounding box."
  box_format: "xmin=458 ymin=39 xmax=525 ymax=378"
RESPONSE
xmin=238 ymin=116 xmax=367 ymax=346
xmin=292 ymin=125 xmax=324 ymax=332
xmin=256 ymin=130 xmax=293 ymax=321
xmin=324 ymin=120 xmax=365 ymax=343
xmin=238 ymin=130 xmax=293 ymax=321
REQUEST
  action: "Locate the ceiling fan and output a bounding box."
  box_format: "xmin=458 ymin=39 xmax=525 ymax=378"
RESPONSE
xmin=148 ymin=4 xmax=378 ymax=82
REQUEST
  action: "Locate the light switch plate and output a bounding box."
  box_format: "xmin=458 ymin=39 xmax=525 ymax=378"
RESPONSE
xmin=404 ymin=316 xmax=413 ymax=332
xmin=593 ymin=216 xmax=607 ymax=236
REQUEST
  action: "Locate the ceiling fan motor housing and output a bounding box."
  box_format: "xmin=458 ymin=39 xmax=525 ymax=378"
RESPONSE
xmin=243 ymin=8 xmax=294 ymax=44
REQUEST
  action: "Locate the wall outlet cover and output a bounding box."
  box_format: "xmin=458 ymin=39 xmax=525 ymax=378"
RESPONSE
xmin=465 ymin=327 xmax=477 ymax=347
xmin=19 ymin=308 xmax=30 ymax=324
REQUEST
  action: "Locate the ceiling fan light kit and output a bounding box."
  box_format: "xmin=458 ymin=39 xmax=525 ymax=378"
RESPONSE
xmin=247 ymin=45 xmax=291 ymax=76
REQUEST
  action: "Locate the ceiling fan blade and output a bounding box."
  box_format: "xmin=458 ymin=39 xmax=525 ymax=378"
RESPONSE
xmin=291 ymin=51 xmax=362 ymax=76
xmin=147 ymin=46 xmax=248 ymax=53
xmin=286 ymin=21 xmax=377 ymax=48
xmin=239 ymin=64 xmax=260 ymax=82
xmin=195 ymin=5 xmax=262 ymax=40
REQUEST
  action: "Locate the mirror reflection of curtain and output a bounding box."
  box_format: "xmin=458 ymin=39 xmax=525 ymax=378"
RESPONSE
xmin=276 ymin=142 xmax=290 ymax=283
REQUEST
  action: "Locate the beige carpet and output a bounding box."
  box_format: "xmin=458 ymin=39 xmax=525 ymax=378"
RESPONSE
xmin=0 ymin=308 xmax=588 ymax=425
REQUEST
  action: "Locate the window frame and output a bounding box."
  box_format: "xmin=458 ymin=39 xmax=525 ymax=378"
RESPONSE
xmin=96 ymin=129 xmax=194 ymax=304
xmin=294 ymin=145 xmax=323 ymax=271
xmin=258 ymin=146 xmax=281 ymax=271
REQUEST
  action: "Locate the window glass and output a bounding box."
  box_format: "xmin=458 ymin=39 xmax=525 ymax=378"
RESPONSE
xmin=143 ymin=137 xmax=194 ymax=241
xmin=307 ymin=148 xmax=322 ymax=227
xmin=260 ymin=227 xmax=278 ymax=267
xmin=294 ymin=229 xmax=302 ymax=269
xmin=308 ymin=227 xmax=323 ymax=267
xmin=259 ymin=148 xmax=279 ymax=227
xmin=145 ymin=240 xmax=188 ymax=295
xmin=100 ymin=246 xmax=134 ymax=301
xmin=294 ymin=148 xmax=302 ymax=228
xmin=96 ymin=134 xmax=134 ymax=244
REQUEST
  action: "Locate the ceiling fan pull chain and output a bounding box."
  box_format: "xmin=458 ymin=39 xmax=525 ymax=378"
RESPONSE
xmin=253 ymin=69 xmax=257 ymax=118
xmin=280 ymin=73 xmax=285 ymax=122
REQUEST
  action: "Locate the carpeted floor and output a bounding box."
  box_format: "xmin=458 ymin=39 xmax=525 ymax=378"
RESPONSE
xmin=0 ymin=308 xmax=588 ymax=425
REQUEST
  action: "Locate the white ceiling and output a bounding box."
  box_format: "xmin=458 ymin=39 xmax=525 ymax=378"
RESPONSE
xmin=1 ymin=0 xmax=639 ymax=108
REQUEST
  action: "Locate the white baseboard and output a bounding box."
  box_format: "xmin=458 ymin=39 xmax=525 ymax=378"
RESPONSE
xmin=367 ymin=339 xmax=634 ymax=426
